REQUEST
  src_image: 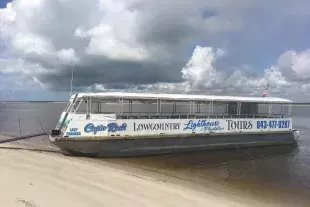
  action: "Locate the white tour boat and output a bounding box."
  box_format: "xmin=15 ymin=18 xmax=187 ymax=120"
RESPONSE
xmin=48 ymin=92 xmax=300 ymax=157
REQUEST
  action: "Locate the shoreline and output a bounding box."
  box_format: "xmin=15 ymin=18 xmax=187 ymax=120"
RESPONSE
xmin=0 ymin=143 xmax=309 ymax=207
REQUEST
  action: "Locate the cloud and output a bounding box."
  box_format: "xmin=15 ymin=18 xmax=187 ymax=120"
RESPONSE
xmin=1 ymin=0 xmax=310 ymax=101
xmin=276 ymin=50 xmax=310 ymax=81
xmin=0 ymin=0 xmax=249 ymax=91
xmin=91 ymin=45 xmax=310 ymax=100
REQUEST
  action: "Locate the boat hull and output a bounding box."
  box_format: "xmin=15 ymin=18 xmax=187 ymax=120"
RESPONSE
xmin=50 ymin=131 xmax=299 ymax=158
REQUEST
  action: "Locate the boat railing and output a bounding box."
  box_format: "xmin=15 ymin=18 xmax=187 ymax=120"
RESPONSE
xmin=107 ymin=112 xmax=286 ymax=119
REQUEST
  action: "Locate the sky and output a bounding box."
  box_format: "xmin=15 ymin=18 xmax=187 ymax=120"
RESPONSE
xmin=1 ymin=0 xmax=310 ymax=101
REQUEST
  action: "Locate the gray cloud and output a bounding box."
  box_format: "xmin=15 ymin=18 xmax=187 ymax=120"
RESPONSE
xmin=1 ymin=0 xmax=310 ymax=99
xmin=1 ymin=0 xmax=249 ymax=88
xmin=37 ymin=56 xmax=184 ymax=91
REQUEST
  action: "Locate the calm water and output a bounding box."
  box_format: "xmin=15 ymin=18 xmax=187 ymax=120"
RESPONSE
xmin=0 ymin=102 xmax=310 ymax=206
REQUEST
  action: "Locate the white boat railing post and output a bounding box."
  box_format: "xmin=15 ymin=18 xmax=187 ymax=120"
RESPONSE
xmin=237 ymin=102 xmax=241 ymax=117
xmin=86 ymin=97 xmax=88 ymax=114
xmin=197 ymin=102 xmax=200 ymax=114
xmin=208 ymin=101 xmax=213 ymax=117
xmin=116 ymin=98 xmax=120 ymax=115
xmin=89 ymin=97 xmax=92 ymax=115
xmin=288 ymin=103 xmax=292 ymax=117
xmin=129 ymin=100 xmax=132 ymax=114
xmin=207 ymin=101 xmax=210 ymax=118
xmin=191 ymin=100 xmax=193 ymax=115
xmin=156 ymin=99 xmax=159 ymax=115
xmin=85 ymin=98 xmax=87 ymax=114
xmin=236 ymin=102 xmax=240 ymax=118
xmin=121 ymin=98 xmax=124 ymax=115
xmin=226 ymin=103 xmax=228 ymax=116
xmin=172 ymin=100 xmax=176 ymax=114
xmin=268 ymin=102 xmax=272 ymax=117
xmin=86 ymin=96 xmax=90 ymax=119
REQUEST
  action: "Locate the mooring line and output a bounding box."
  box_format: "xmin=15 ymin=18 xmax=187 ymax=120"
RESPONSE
xmin=0 ymin=132 xmax=47 ymax=144
xmin=0 ymin=145 xmax=62 ymax=154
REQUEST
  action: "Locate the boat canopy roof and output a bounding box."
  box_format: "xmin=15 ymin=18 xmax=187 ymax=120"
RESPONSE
xmin=71 ymin=92 xmax=293 ymax=104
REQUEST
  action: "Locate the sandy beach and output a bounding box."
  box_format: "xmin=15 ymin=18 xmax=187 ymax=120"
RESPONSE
xmin=0 ymin=130 xmax=309 ymax=207
xmin=0 ymin=142 xmax=276 ymax=207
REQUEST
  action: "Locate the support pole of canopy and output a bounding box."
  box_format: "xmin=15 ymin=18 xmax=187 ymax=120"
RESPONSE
xmin=237 ymin=102 xmax=241 ymax=115
xmin=268 ymin=102 xmax=272 ymax=117
xmin=89 ymin=97 xmax=92 ymax=114
xmin=86 ymin=97 xmax=89 ymax=115
xmin=209 ymin=101 xmax=213 ymax=116
xmin=121 ymin=98 xmax=124 ymax=114
xmin=192 ymin=101 xmax=194 ymax=114
xmin=172 ymin=101 xmax=176 ymax=113
xmin=156 ymin=99 xmax=158 ymax=114
xmin=226 ymin=103 xmax=228 ymax=115
xmin=116 ymin=98 xmax=120 ymax=114
xmin=288 ymin=103 xmax=292 ymax=117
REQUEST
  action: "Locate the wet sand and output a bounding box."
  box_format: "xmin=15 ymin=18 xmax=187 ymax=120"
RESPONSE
xmin=0 ymin=145 xmax=250 ymax=207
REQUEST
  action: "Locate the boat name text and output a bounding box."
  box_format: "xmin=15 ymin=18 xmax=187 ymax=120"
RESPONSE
xmin=84 ymin=123 xmax=127 ymax=134
xmin=133 ymin=122 xmax=181 ymax=131
xmin=227 ymin=120 xmax=253 ymax=130
xmin=183 ymin=120 xmax=224 ymax=132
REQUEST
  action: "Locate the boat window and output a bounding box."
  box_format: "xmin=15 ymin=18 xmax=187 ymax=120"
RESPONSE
xmin=198 ymin=102 xmax=213 ymax=114
xmin=85 ymin=98 xmax=127 ymax=114
xmin=240 ymin=102 xmax=258 ymax=116
xmin=74 ymin=95 xmax=291 ymax=119
xmin=91 ymin=100 xmax=100 ymax=113
xmin=226 ymin=102 xmax=238 ymax=115
xmin=92 ymin=100 xmax=118 ymax=114
xmin=160 ymin=101 xmax=173 ymax=113
xmin=175 ymin=101 xmax=192 ymax=114
xmin=216 ymin=102 xmax=227 ymax=115
xmin=271 ymin=103 xmax=290 ymax=117
xmin=238 ymin=102 xmax=289 ymax=118
xmin=125 ymin=100 xmax=158 ymax=114
xmin=73 ymin=99 xmax=87 ymax=113
xmin=281 ymin=104 xmax=291 ymax=117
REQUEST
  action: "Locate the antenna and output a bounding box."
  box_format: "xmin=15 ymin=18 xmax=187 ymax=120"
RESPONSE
xmin=69 ymin=59 xmax=75 ymax=97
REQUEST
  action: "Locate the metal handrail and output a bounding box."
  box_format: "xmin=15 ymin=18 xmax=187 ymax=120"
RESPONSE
xmin=109 ymin=112 xmax=287 ymax=119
